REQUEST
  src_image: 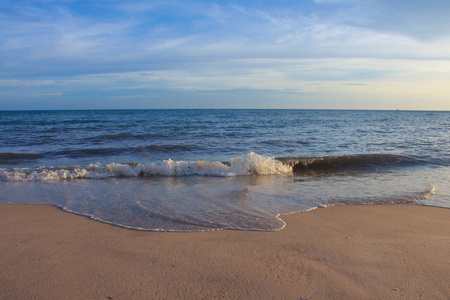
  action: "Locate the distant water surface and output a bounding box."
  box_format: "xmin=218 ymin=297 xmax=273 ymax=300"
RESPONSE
xmin=1 ymin=110 xmax=449 ymax=231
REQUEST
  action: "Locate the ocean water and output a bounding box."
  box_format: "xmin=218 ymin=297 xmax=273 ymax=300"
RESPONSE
xmin=1 ymin=109 xmax=449 ymax=231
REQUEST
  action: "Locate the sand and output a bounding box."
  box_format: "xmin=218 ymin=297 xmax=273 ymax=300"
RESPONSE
xmin=0 ymin=204 xmax=449 ymax=299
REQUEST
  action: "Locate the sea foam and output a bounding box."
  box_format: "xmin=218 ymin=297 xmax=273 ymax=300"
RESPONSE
xmin=0 ymin=152 xmax=292 ymax=182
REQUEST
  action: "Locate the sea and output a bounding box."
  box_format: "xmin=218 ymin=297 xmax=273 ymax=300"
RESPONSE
xmin=1 ymin=109 xmax=449 ymax=231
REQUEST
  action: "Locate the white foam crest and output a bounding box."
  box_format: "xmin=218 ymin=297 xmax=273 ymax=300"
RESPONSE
xmin=139 ymin=159 xmax=232 ymax=176
xmin=229 ymin=152 xmax=292 ymax=175
xmin=0 ymin=152 xmax=292 ymax=182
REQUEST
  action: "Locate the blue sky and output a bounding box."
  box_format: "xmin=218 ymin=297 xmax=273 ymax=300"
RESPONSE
xmin=1 ymin=0 xmax=449 ymax=110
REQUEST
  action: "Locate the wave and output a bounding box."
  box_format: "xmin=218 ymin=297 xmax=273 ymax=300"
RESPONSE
xmin=323 ymin=186 xmax=436 ymax=206
xmin=0 ymin=152 xmax=292 ymax=182
xmin=137 ymin=145 xmax=192 ymax=152
xmin=86 ymin=133 xmax=170 ymax=142
xmin=0 ymin=152 xmax=436 ymax=182
xmin=0 ymin=153 xmax=44 ymax=160
xmin=278 ymin=154 xmax=423 ymax=174
xmin=53 ymin=144 xmax=193 ymax=157
xmin=61 ymin=119 xmax=104 ymax=124
xmin=0 ymin=144 xmax=194 ymax=161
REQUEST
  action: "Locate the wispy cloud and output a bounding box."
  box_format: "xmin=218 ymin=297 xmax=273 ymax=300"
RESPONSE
xmin=29 ymin=92 xmax=63 ymax=97
xmin=109 ymin=95 xmax=157 ymax=99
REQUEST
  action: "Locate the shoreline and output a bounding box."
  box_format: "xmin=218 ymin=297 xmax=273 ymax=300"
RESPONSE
xmin=1 ymin=203 xmax=449 ymax=299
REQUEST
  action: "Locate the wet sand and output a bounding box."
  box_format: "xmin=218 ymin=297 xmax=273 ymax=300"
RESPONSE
xmin=0 ymin=203 xmax=449 ymax=299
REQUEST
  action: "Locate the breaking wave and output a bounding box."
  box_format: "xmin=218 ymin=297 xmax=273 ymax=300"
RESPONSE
xmin=0 ymin=152 xmax=292 ymax=182
xmin=0 ymin=152 xmax=436 ymax=182
xmin=279 ymin=154 xmax=426 ymax=173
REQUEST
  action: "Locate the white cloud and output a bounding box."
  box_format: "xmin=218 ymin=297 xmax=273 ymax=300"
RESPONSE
xmin=109 ymin=95 xmax=157 ymax=99
xmin=0 ymin=79 xmax=60 ymax=87
xmin=30 ymin=92 xmax=63 ymax=97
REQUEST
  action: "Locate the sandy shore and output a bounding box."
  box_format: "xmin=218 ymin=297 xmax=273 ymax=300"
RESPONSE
xmin=0 ymin=204 xmax=449 ymax=299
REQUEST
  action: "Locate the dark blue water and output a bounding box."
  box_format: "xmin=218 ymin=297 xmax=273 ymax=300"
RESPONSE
xmin=1 ymin=110 xmax=449 ymax=231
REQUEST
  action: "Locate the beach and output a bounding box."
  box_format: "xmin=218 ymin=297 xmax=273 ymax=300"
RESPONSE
xmin=2 ymin=0 xmax=450 ymax=297
xmin=1 ymin=204 xmax=449 ymax=299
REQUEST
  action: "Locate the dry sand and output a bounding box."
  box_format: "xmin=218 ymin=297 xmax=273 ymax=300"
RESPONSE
xmin=0 ymin=203 xmax=449 ymax=299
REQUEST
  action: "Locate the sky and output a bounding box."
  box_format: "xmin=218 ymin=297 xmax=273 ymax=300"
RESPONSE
xmin=1 ymin=0 xmax=449 ymax=110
